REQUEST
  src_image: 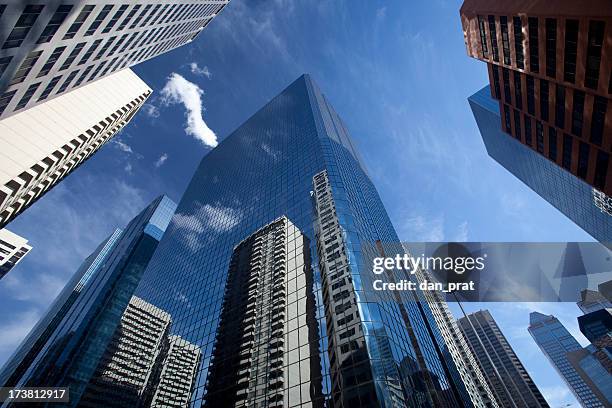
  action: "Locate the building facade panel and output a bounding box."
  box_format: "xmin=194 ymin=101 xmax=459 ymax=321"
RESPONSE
xmin=0 ymin=68 xmax=151 ymax=228
xmin=0 ymin=227 xmax=31 ymax=278
xmin=0 ymin=0 xmax=229 ymax=119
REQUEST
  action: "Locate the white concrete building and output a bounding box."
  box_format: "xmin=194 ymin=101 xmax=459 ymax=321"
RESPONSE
xmin=0 ymin=68 xmax=150 ymax=227
xmin=0 ymin=228 xmax=31 ymax=278
xmin=0 ymin=0 xmax=229 ymax=118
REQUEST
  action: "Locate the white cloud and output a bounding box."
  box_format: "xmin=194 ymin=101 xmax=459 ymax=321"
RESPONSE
xmin=124 ymin=163 xmax=133 ymax=173
xmin=189 ymin=62 xmax=212 ymax=79
xmin=376 ymin=6 xmax=386 ymax=20
xmin=540 ymin=385 xmax=572 ymax=407
xmin=401 ymin=214 xmax=445 ymax=242
xmin=2 ymin=273 xmax=65 ymax=306
xmin=142 ymin=103 xmax=160 ymax=118
xmin=0 ymin=309 xmax=41 ymax=354
xmin=160 ymin=73 xmax=217 ymax=148
xmin=453 ymin=221 xmax=469 ymax=242
xmin=112 ymin=139 xmax=133 ymax=153
xmin=154 ymin=153 xmax=168 ymax=168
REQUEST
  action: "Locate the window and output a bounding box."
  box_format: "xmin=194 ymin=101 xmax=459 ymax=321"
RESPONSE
xmin=74 ymin=65 xmax=93 ymax=87
xmin=57 ymin=70 xmax=79 ymax=93
xmin=9 ymin=50 xmax=43 ymax=86
xmin=555 ymin=85 xmax=565 ymax=129
xmin=94 ymin=36 xmax=116 ymax=61
xmin=526 ymin=75 xmax=535 ymax=115
xmin=548 ymin=127 xmax=557 ymax=161
xmin=102 ymin=4 xmax=128 ymax=33
xmin=528 ymin=17 xmax=539 ymax=72
xmin=37 ymin=4 xmax=73 ymax=44
xmin=129 ymin=4 xmax=151 ymax=29
xmin=15 ymin=82 xmax=41 ymax=110
xmin=85 ymin=5 xmax=113 ymax=36
xmin=594 ymin=151 xmax=609 ymax=190
xmin=571 ymin=90 xmax=585 ymax=137
xmin=577 ymin=142 xmax=589 ymax=179
xmin=37 ymin=76 xmax=62 ymax=101
xmin=3 ymin=5 xmax=44 ymax=49
xmin=545 ymin=18 xmax=557 ymax=78
xmin=514 ymin=109 xmax=521 ymax=140
xmin=500 ymin=16 xmax=511 ymax=65
xmin=59 ymin=43 xmax=86 ymax=71
xmin=117 ymin=5 xmax=141 ymax=31
xmin=89 ymin=61 xmax=108 ymax=80
xmin=0 ymin=90 xmax=17 ymax=115
xmin=77 ymin=40 xmax=102 ymax=65
xmin=0 ymin=56 xmax=12 ymax=78
xmin=562 ymin=134 xmax=573 ymax=170
xmin=563 ymin=19 xmax=579 ymax=83
xmin=524 ymin=114 xmax=532 ymax=146
xmin=513 ymin=71 xmax=522 ymax=110
xmin=64 ymin=5 xmax=95 ymax=39
xmin=491 ymin=65 xmax=501 ymax=99
xmin=585 ymin=21 xmax=605 ymax=89
xmin=540 ymin=79 xmax=549 ymax=121
xmin=108 ymin=34 xmax=128 ymax=56
xmin=143 ymin=4 xmax=162 ymax=27
xmin=488 ymin=15 xmax=499 ymax=62
xmin=590 ymin=96 xmax=607 ymax=146
xmin=513 ymin=16 xmax=524 ymax=69
xmin=503 ymin=105 xmax=512 ymax=134
xmin=502 ymin=68 xmax=511 ymax=103
xmin=536 ymin=121 xmax=544 ymax=153
xmin=37 ymin=46 xmax=66 ymax=77
xmin=478 ymin=15 xmax=488 ymax=57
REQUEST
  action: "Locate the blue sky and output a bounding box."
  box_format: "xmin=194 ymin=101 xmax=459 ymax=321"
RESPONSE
xmin=0 ymin=1 xmax=596 ymax=406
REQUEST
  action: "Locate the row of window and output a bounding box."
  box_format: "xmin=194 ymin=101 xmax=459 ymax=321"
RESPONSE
xmin=0 ymin=21 xmax=202 ymax=115
xmin=0 ymin=2 xmax=223 ymax=51
xmin=503 ymin=104 xmax=609 ymax=190
xmin=477 ymin=15 xmax=608 ymax=91
xmin=492 ymin=66 xmax=608 ymax=146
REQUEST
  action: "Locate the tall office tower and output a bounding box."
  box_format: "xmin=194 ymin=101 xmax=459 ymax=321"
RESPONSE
xmin=0 ymin=195 xmax=176 ymax=407
xmin=578 ymin=288 xmax=612 ymax=314
xmin=469 ymin=85 xmax=612 ymax=242
xmin=146 ymin=335 xmax=201 ymax=407
xmin=0 ymin=228 xmax=31 ymax=278
xmin=80 ymin=295 xmax=172 ymax=407
xmin=0 ymin=0 xmax=229 ymax=119
xmin=461 ymin=1 xmax=612 ymax=218
xmin=0 ymin=68 xmax=150 ymax=228
xmin=402 ymin=264 xmax=499 ymax=407
xmin=458 ymin=310 xmax=549 ymax=408
xmin=205 ymin=217 xmax=322 ymax=407
xmin=132 ymin=75 xmax=475 ymax=407
xmin=528 ymin=312 xmax=606 ymax=408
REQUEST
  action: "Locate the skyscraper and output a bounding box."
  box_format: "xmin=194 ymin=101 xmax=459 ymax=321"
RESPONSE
xmin=468 ymin=85 xmax=611 ymax=242
xmin=528 ymin=311 xmax=605 ymax=407
xmin=461 ymin=1 xmax=612 ymax=197
xmin=131 ymin=75 xmax=476 ymax=407
xmin=0 ymin=68 xmax=150 ymax=228
xmin=0 ymin=228 xmax=31 ymax=278
xmin=458 ymin=310 xmax=549 ymax=408
xmin=578 ymin=288 xmax=612 ymax=314
xmin=0 ymin=195 xmax=177 ymax=407
xmin=0 ymin=0 xmax=229 ymax=119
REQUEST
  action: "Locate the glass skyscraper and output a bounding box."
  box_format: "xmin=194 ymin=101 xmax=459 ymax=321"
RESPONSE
xmin=0 ymin=195 xmax=176 ymax=407
xmin=132 ymin=74 xmax=474 ymax=407
xmin=528 ymin=312 xmax=606 ymax=408
xmin=468 ymin=85 xmax=612 ymax=243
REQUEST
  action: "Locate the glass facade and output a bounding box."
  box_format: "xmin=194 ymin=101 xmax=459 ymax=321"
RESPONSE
xmin=133 ymin=75 xmax=473 ymax=407
xmin=529 ymin=312 xmax=605 ymax=408
xmin=468 ymin=85 xmax=612 ymax=243
xmin=0 ymin=195 xmax=177 ymax=407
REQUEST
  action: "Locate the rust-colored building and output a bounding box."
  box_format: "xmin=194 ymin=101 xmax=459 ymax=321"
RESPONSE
xmin=461 ymin=0 xmax=612 ymax=195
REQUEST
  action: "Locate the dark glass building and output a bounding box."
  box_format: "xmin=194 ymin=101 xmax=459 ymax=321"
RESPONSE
xmin=469 ymin=85 xmax=612 ymax=242
xmin=132 ymin=75 xmax=474 ymax=407
xmin=0 ymin=195 xmax=176 ymax=406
